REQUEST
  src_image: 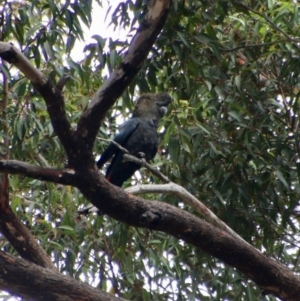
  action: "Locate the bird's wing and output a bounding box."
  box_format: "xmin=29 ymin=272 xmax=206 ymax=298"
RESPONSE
xmin=97 ymin=118 xmax=140 ymax=168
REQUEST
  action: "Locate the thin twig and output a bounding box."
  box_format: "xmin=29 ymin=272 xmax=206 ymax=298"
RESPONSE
xmin=220 ymin=39 xmax=288 ymax=53
xmin=99 ymin=137 xmax=170 ymax=183
xmin=231 ymin=1 xmax=299 ymax=44
xmin=33 ymin=152 xmax=50 ymax=168
xmin=123 ymin=154 xmax=170 ymax=183
xmin=56 ymin=75 xmax=70 ymax=91
xmin=99 ymin=137 xmax=130 ymax=154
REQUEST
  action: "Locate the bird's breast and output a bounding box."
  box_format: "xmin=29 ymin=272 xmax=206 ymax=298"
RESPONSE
xmin=125 ymin=122 xmax=158 ymax=160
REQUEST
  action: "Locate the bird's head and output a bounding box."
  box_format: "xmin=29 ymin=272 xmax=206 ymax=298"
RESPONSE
xmin=132 ymin=92 xmax=172 ymax=121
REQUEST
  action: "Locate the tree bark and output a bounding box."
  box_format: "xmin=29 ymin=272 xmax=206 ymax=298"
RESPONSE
xmin=0 ymin=160 xmax=76 ymax=185
xmin=0 ymin=251 xmax=128 ymax=301
xmin=0 ymin=207 xmax=55 ymax=270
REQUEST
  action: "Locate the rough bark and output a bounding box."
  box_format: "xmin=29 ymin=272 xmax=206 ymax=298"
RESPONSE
xmin=0 ymin=207 xmax=55 ymax=270
xmin=0 ymin=251 xmax=128 ymax=301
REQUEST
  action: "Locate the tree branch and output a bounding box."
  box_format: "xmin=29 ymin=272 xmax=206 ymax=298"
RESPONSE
xmin=0 ymin=42 xmax=47 ymax=85
xmin=94 ymin=140 xmax=257 ymax=249
xmin=126 ymin=183 xmax=251 ymax=247
xmin=0 ymin=42 xmax=76 ymax=161
xmin=123 ymin=153 xmax=170 ymax=183
xmin=220 ymin=39 xmax=288 ymax=53
xmin=1 ymin=59 xmax=9 ymax=157
xmin=0 ymin=160 xmax=76 ymax=185
xmin=56 ymin=74 xmax=70 ymax=91
xmin=0 ymin=208 xmax=56 ymax=270
xmin=76 ymin=169 xmax=300 ymax=301
xmin=75 ymin=0 xmax=172 ymax=150
xmin=0 ymin=251 xmax=129 ymax=301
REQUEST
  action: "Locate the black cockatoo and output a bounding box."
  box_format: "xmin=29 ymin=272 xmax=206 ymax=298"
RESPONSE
xmin=97 ymin=92 xmax=172 ymax=187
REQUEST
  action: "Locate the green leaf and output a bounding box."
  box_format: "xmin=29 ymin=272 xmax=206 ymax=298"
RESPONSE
xmin=168 ymin=137 xmax=180 ymax=164
xmin=58 ymin=225 xmax=74 ymax=231
xmin=275 ymin=170 xmax=289 ymax=189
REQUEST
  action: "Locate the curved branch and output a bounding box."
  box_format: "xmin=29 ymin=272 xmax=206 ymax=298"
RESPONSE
xmin=75 ymin=0 xmax=172 ymax=150
xmin=126 ymin=183 xmax=251 ymax=246
xmin=0 ymin=42 xmax=47 ymax=85
xmin=0 ymin=160 xmax=76 ymax=185
xmin=0 ymin=42 xmax=76 ymax=160
xmin=111 ymin=150 xmax=248 ymax=246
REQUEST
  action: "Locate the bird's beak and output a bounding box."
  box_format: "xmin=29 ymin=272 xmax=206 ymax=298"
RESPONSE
xmin=160 ymin=106 xmax=168 ymax=115
xmin=156 ymin=94 xmax=172 ymax=116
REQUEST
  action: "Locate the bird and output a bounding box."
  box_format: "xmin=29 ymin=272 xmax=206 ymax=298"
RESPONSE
xmin=78 ymin=92 xmax=171 ymax=215
xmin=97 ymin=92 xmax=172 ymax=187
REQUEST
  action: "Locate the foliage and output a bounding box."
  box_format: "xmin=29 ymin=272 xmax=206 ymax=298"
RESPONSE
xmin=1 ymin=0 xmax=300 ymax=300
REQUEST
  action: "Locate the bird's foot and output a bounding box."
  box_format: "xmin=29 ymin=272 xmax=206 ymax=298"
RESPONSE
xmin=137 ymin=152 xmax=145 ymax=158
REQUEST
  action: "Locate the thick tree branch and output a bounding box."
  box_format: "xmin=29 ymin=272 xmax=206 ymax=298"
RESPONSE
xmin=74 ymin=169 xmax=300 ymax=301
xmin=0 ymin=160 xmax=77 ymax=185
xmin=2 ymin=155 xmax=294 ymax=300
xmin=0 ymin=251 xmax=128 ymax=301
xmin=1 ymin=155 xmax=300 ymax=300
xmin=75 ymin=0 xmax=172 ymax=150
xmin=0 ymin=43 xmax=47 ymax=85
xmin=2 ymin=144 xmax=249 ymax=251
xmin=33 ymin=80 xmax=77 ymax=161
xmin=0 ymin=164 xmax=55 ymax=271
xmin=0 ymin=208 xmax=55 ymax=270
